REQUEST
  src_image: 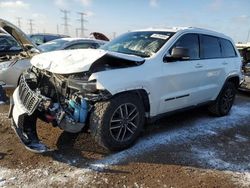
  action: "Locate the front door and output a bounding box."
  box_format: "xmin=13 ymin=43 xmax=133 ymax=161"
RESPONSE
xmin=158 ymin=33 xmax=204 ymax=114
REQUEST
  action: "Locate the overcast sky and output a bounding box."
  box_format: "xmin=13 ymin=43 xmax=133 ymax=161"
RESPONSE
xmin=0 ymin=0 xmax=250 ymax=42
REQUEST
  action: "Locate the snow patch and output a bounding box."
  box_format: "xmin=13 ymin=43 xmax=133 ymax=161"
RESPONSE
xmin=230 ymin=172 xmax=250 ymax=188
xmin=234 ymin=134 xmax=249 ymax=142
xmin=90 ymin=102 xmax=250 ymax=186
xmin=91 ymin=103 xmax=250 ymax=168
xmin=191 ymin=147 xmax=249 ymax=172
xmin=0 ymin=166 xmax=93 ymax=187
xmin=191 ymin=146 xmax=250 ymax=187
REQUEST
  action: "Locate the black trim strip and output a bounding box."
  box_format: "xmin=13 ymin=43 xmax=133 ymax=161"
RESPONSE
xmin=165 ymin=97 xmax=175 ymax=101
xmin=176 ymin=94 xmax=190 ymax=99
xmin=165 ymin=94 xmax=190 ymax=102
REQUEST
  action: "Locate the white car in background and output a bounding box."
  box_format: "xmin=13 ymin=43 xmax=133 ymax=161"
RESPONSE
xmin=38 ymin=37 xmax=106 ymax=52
xmin=0 ymin=19 xmax=107 ymax=88
xmin=0 ymin=19 xmax=39 ymax=88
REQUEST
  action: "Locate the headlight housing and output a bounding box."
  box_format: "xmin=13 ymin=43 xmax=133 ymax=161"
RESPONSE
xmin=67 ymin=79 xmax=97 ymax=93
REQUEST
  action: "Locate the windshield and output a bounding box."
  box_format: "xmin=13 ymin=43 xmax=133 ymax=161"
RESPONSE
xmin=38 ymin=39 xmax=69 ymax=52
xmin=101 ymin=31 xmax=174 ymax=57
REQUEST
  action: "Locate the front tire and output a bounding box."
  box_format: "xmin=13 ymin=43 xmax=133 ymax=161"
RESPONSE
xmin=89 ymin=93 xmax=145 ymax=151
xmin=208 ymin=82 xmax=236 ymax=116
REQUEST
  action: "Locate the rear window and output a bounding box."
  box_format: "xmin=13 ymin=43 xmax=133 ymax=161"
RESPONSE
xmin=200 ymin=35 xmax=221 ymax=58
xmin=66 ymin=42 xmax=97 ymax=50
xmin=220 ymin=39 xmax=236 ymax=57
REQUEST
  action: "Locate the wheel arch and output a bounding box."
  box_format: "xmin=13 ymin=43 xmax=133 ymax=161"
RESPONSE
xmin=214 ymin=75 xmax=240 ymax=101
xmin=225 ymin=75 xmax=240 ymax=88
xmin=111 ymin=89 xmax=151 ymax=114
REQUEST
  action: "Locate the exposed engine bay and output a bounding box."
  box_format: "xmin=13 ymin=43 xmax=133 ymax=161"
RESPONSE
xmin=10 ymin=50 xmax=145 ymax=153
xmin=20 ymin=66 xmax=112 ymax=133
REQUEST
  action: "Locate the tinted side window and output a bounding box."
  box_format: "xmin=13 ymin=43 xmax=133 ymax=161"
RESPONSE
xmin=220 ymin=39 xmax=236 ymax=57
xmin=200 ymin=35 xmax=221 ymax=58
xmin=171 ymin=34 xmax=199 ymax=60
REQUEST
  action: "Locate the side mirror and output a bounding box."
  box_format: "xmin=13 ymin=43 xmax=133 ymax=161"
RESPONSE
xmin=164 ymin=47 xmax=190 ymax=62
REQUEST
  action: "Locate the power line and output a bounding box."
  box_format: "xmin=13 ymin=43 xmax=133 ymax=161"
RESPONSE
xmin=28 ymin=19 xmax=34 ymax=34
xmin=61 ymin=9 xmax=70 ymax=35
xmin=77 ymin=12 xmax=87 ymax=37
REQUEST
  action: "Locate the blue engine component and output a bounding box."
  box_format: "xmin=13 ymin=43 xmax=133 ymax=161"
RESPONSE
xmin=68 ymin=98 xmax=88 ymax=123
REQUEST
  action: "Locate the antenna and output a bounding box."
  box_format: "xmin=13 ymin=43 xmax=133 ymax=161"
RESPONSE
xmin=77 ymin=12 xmax=88 ymax=37
xmin=61 ymin=9 xmax=70 ymax=35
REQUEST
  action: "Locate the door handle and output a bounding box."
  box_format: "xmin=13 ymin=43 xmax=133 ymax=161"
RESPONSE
xmin=222 ymin=62 xmax=228 ymax=65
xmin=195 ymin=64 xmax=203 ymax=68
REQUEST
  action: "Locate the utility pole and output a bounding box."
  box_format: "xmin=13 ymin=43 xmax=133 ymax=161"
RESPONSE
xmin=247 ymin=29 xmax=250 ymax=43
xmin=77 ymin=12 xmax=87 ymax=37
xmin=113 ymin=32 xmax=116 ymax=39
xmin=28 ymin=19 xmax=34 ymax=34
xmin=61 ymin=9 xmax=70 ymax=35
xmin=17 ymin=17 xmax=22 ymax=29
xmin=75 ymin=28 xmax=80 ymax=37
xmin=57 ymin=24 xmax=59 ymax=34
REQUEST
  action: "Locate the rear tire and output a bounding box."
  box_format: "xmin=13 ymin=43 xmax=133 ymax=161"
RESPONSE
xmin=208 ymin=82 xmax=236 ymax=116
xmin=89 ymin=93 xmax=145 ymax=151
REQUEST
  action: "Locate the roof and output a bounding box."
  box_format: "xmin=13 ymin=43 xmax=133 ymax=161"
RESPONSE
xmin=52 ymin=37 xmax=107 ymax=43
xmin=133 ymin=27 xmax=230 ymax=40
xmin=29 ymin=33 xmax=69 ymax=37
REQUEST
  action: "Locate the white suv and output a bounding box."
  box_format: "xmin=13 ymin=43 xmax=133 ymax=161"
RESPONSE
xmin=9 ymin=25 xmax=242 ymax=153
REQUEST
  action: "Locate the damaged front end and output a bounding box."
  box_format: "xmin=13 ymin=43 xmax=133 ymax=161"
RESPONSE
xmin=9 ymin=66 xmax=112 ymax=153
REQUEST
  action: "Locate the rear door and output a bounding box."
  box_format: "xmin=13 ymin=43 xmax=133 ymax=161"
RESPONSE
xmin=197 ymin=35 xmax=231 ymax=101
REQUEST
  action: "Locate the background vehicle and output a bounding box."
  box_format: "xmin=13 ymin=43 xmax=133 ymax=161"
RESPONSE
xmin=0 ymin=23 xmax=107 ymax=88
xmin=9 ymin=26 xmax=242 ymax=153
xmin=38 ymin=38 xmax=106 ymax=52
xmin=0 ymin=21 xmax=39 ymax=88
xmin=29 ymin=33 xmax=69 ymax=45
xmin=236 ymin=43 xmax=250 ymax=91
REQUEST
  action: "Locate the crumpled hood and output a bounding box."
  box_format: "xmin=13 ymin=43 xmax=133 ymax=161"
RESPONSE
xmin=31 ymin=49 xmax=145 ymax=74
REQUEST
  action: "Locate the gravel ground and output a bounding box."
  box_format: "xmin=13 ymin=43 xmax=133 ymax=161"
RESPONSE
xmin=0 ymin=91 xmax=249 ymax=187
